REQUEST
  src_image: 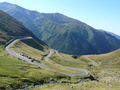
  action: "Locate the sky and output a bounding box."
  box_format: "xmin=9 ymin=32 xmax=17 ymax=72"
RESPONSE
xmin=0 ymin=0 xmax=120 ymax=35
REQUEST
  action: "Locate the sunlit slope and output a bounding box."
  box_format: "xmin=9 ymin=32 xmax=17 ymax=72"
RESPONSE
xmin=1 ymin=38 xmax=119 ymax=90
xmin=88 ymin=49 xmax=120 ymax=65
xmin=11 ymin=39 xmax=82 ymax=74
xmin=11 ymin=39 xmax=48 ymax=61
xmin=32 ymin=49 xmax=120 ymax=90
xmin=0 ymin=45 xmax=68 ymax=89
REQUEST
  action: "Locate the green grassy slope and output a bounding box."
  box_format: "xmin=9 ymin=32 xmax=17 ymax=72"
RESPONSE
xmin=88 ymin=49 xmax=120 ymax=65
xmin=0 ymin=38 xmax=90 ymax=89
xmin=0 ymin=35 xmax=119 ymax=90
xmin=32 ymin=49 xmax=120 ymax=90
xmin=0 ymin=5 xmax=89 ymax=90
xmin=11 ymin=40 xmax=81 ymax=74
xmin=0 ymin=45 xmax=69 ymax=89
xmin=0 ymin=38 xmax=119 ymax=90
xmin=35 ymin=13 xmax=120 ymax=54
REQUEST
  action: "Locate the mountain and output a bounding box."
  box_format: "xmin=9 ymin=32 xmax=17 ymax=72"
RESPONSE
xmin=0 ymin=2 xmax=120 ymax=55
xmin=98 ymin=29 xmax=120 ymax=40
xmin=0 ymin=9 xmax=47 ymax=50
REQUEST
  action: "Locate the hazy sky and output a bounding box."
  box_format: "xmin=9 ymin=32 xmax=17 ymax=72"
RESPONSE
xmin=0 ymin=0 xmax=120 ymax=35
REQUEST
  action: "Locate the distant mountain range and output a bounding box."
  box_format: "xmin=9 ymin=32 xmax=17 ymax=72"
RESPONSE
xmin=98 ymin=29 xmax=120 ymax=40
xmin=0 ymin=2 xmax=120 ymax=55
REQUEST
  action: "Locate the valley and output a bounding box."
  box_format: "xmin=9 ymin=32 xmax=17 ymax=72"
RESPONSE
xmin=0 ymin=37 xmax=69 ymax=89
xmin=0 ymin=36 xmax=119 ymax=90
xmin=7 ymin=37 xmax=88 ymax=76
xmin=0 ymin=2 xmax=120 ymax=55
xmin=0 ymin=2 xmax=119 ymax=90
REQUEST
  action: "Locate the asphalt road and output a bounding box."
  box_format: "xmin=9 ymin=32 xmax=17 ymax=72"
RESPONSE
xmin=45 ymin=49 xmax=54 ymax=61
xmin=55 ymin=50 xmax=87 ymax=65
xmin=5 ymin=37 xmax=88 ymax=76
xmin=55 ymin=50 xmax=98 ymax=66
xmin=45 ymin=49 xmax=88 ymax=76
xmin=84 ymin=55 xmax=98 ymax=66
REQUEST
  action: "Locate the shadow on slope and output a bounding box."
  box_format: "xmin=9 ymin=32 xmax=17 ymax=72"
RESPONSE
xmin=21 ymin=39 xmax=47 ymax=51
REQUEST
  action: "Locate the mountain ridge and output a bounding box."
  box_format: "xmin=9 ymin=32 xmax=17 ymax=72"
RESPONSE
xmin=98 ymin=29 xmax=120 ymax=40
xmin=0 ymin=2 xmax=120 ymax=55
xmin=0 ymin=9 xmax=47 ymax=50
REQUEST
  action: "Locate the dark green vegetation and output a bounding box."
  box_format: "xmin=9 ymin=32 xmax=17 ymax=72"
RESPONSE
xmin=0 ymin=9 xmax=46 ymax=47
xmin=98 ymin=29 xmax=120 ymax=40
xmin=0 ymin=2 xmax=120 ymax=55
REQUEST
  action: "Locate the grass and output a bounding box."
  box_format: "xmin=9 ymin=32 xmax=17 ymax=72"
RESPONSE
xmin=31 ymin=49 xmax=120 ymax=90
xmin=11 ymin=40 xmax=81 ymax=74
xmin=1 ymin=39 xmax=120 ymax=90
xmin=60 ymin=53 xmax=90 ymax=63
xmin=42 ymin=60 xmax=80 ymax=74
xmin=87 ymin=49 xmax=120 ymax=63
xmin=0 ymin=39 xmax=89 ymax=89
xmin=86 ymin=49 xmax=120 ymax=72
xmin=11 ymin=40 xmax=48 ymax=61
xmin=50 ymin=53 xmax=88 ymax=69
xmin=0 ymin=44 xmax=70 ymax=89
xmin=0 ymin=36 xmax=14 ymax=45
xmin=33 ymin=69 xmax=120 ymax=90
xmin=32 ymin=80 xmax=120 ymax=90
xmin=32 ymin=83 xmax=73 ymax=90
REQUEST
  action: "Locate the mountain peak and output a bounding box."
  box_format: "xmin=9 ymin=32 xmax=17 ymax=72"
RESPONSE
xmin=1 ymin=2 xmax=10 ymax=4
xmin=0 ymin=2 xmax=120 ymax=55
xmin=0 ymin=9 xmax=47 ymax=47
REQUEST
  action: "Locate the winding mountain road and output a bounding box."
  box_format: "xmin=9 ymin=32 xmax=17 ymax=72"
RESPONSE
xmin=44 ymin=49 xmax=88 ymax=76
xmin=45 ymin=49 xmax=54 ymax=62
xmin=5 ymin=37 xmax=88 ymax=76
xmin=84 ymin=55 xmax=98 ymax=66
xmin=55 ymin=50 xmax=87 ymax=65
xmin=55 ymin=50 xmax=98 ymax=66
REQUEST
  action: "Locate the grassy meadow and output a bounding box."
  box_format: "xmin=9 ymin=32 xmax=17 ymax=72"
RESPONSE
xmin=50 ymin=53 xmax=89 ymax=69
xmin=11 ymin=40 xmax=81 ymax=74
xmin=0 ymin=43 xmax=69 ymax=89
xmin=32 ymin=49 xmax=120 ymax=90
xmin=0 ymin=39 xmax=89 ymax=89
xmin=0 ymin=39 xmax=120 ymax=90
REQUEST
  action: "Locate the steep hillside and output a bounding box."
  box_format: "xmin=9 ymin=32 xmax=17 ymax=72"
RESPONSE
xmin=0 ymin=9 xmax=47 ymax=48
xmin=0 ymin=2 xmax=120 ymax=55
xmin=88 ymin=49 xmax=120 ymax=65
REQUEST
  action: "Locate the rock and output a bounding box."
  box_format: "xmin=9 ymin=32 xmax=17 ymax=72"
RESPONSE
xmin=70 ymin=86 xmax=73 ymax=88
xmin=50 ymin=78 xmax=54 ymax=81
